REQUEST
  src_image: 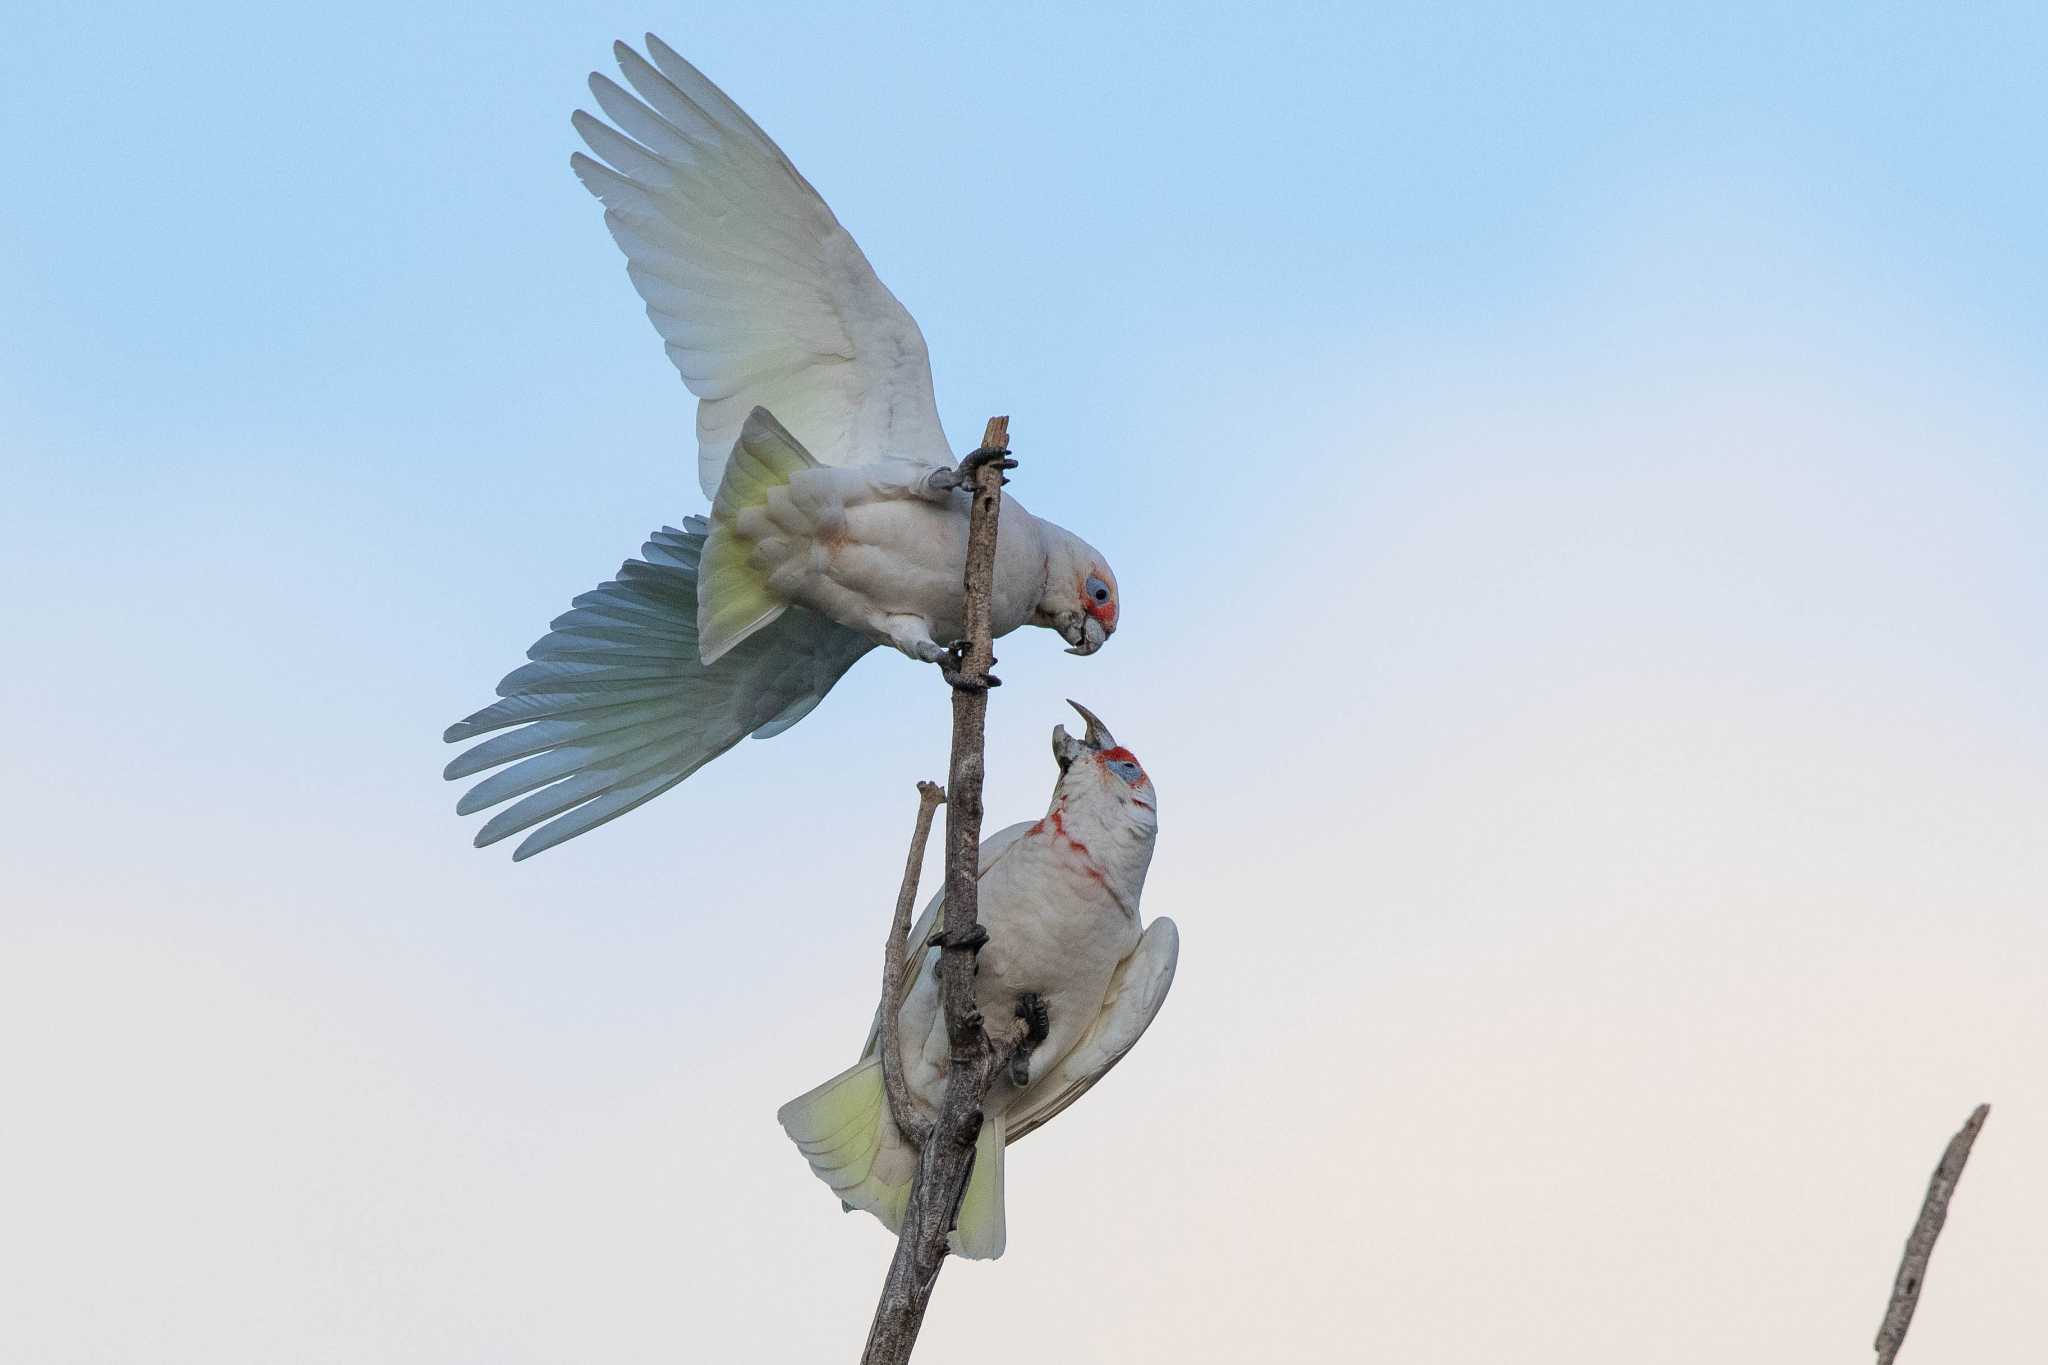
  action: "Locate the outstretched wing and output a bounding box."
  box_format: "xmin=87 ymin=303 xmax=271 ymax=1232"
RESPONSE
xmin=571 ymin=34 xmax=954 ymax=498
xmin=1008 ymin=917 xmax=1180 ymax=1142
xmin=443 ymin=518 xmax=873 ymax=860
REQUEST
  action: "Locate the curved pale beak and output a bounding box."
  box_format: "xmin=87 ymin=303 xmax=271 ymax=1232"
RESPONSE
xmin=1066 ymin=698 xmax=1116 ymax=749
xmin=1051 ymin=699 xmax=1117 ymax=770
xmin=1062 ymin=615 xmax=1109 ymax=656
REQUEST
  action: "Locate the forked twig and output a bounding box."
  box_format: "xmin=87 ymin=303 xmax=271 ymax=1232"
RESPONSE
xmin=877 ymin=781 xmax=946 ymax=1146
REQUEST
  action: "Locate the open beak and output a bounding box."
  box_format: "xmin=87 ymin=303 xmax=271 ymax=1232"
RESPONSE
xmin=1062 ymin=615 xmax=1109 ymax=656
xmin=1051 ymin=699 xmax=1116 ymax=770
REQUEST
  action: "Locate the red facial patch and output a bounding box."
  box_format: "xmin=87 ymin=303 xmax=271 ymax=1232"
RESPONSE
xmin=1097 ymin=746 xmax=1150 ymax=788
xmin=1081 ymin=575 xmax=1118 ymax=628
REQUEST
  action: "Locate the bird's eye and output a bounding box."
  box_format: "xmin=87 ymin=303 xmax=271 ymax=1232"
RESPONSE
xmin=1108 ymin=759 xmax=1143 ymax=784
xmin=1085 ymin=575 xmax=1111 ymax=604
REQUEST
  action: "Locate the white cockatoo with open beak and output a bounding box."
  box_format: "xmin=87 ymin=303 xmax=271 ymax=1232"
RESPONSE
xmin=778 ymin=703 xmax=1178 ymax=1259
xmin=442 ymin=35 xmax=1121 ymax=860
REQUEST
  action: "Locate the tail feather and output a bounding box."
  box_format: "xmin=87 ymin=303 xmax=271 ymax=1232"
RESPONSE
xmin=699 ymin=407 xmax=818 ymax=664
xmin=441 ymin=517 xmax=874 ymax=859
xmin=949 ymin=1111 xmax=1007 ymax=1260
xmin=777 ymin=1059 xmax=1010 ymax=1260
xmin=778 ymin=1059 xmax=915 ymax=1229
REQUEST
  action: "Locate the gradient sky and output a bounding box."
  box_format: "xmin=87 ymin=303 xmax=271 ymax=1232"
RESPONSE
xmin=4 ymin=3 xmax=2045 ymax=1362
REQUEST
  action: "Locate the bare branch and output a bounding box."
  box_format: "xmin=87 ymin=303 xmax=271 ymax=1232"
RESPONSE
xmin=1875 ymin=1102 xmax=1991 ymax=1365
xmin=861 ymin=416 xmax=1015 ymax=1365
xmin=878 ymin=781 xmax=946 ymax=1148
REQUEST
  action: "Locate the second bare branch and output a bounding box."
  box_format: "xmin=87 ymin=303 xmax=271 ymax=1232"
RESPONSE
xmin=1874 ymin=1102 xmax=1991 ymax=1365
xmin=878 ymin=780 xmax=946 ymax=1147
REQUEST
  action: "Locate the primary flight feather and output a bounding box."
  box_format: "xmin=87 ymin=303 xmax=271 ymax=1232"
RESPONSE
xmin=444 ymin=35 xmax=1122 ymax=859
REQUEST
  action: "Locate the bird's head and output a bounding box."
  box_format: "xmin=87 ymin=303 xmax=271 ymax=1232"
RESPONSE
xmin=1035 ymin=529 xmax=1119 ymax=656
xmin=1050 ymin=700 xmax=1155 ymax=824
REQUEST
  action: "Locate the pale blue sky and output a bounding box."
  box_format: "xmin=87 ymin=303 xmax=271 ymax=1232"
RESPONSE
xmin=4 ymin=4 xmax=2045 ymax=1363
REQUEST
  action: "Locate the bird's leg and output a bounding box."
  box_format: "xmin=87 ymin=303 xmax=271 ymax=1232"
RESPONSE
xmin=1009 ymin=993 xmax=1051 ymax=1087
xmin=873 ymin=614 xmax=946 ymax=664
xmin=922 ymin=446 xmax=1018 ymax=498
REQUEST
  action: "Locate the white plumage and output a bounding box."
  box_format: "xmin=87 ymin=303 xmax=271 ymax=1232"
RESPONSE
xmin=778 ymin=707 xmax=1178 ymax=1259
xmin=445 ymin=37 xmax=1122 ymax=858
xmin=569 ymin=34 xmax=953 ymax=496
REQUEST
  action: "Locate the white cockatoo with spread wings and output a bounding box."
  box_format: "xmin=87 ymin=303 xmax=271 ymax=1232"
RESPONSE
xmin=444 ymin=36 xmax=1122 ymax=859
xmin=779 ymin=704 xmax=1178 ymax=1259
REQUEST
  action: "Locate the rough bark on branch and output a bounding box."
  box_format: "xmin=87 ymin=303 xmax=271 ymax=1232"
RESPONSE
xmin=860 ymin=416 xmax=1019 ymax=1365
xmin=1874 ymin=1102 xmax=1990 ymax=1365
xmin=877 ymin=781 xmax=946 ymax=1147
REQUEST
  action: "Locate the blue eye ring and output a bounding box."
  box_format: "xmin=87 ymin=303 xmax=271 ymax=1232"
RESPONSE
xmin=1107 ymin=758 xmax=1143 ymax=784
xmin=1085 ymin=575 xmax=1111 ymax=605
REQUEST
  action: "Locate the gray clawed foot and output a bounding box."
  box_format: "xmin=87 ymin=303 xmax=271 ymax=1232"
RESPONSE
xmin=959 ymin=447 xmax=1018 ymax=483
xmin=939 ymin=639 xmax=1001 ymax=692
xmin=932 ymin=924 xmax=989 ymax=953
xmin=1009 ymin=992 xmax=1050 ymax=1087
xmin=929 ymin=448 xmax=1018 ymax=496
xmin=1016 ymin=991 xmax=1049 ymax=1041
